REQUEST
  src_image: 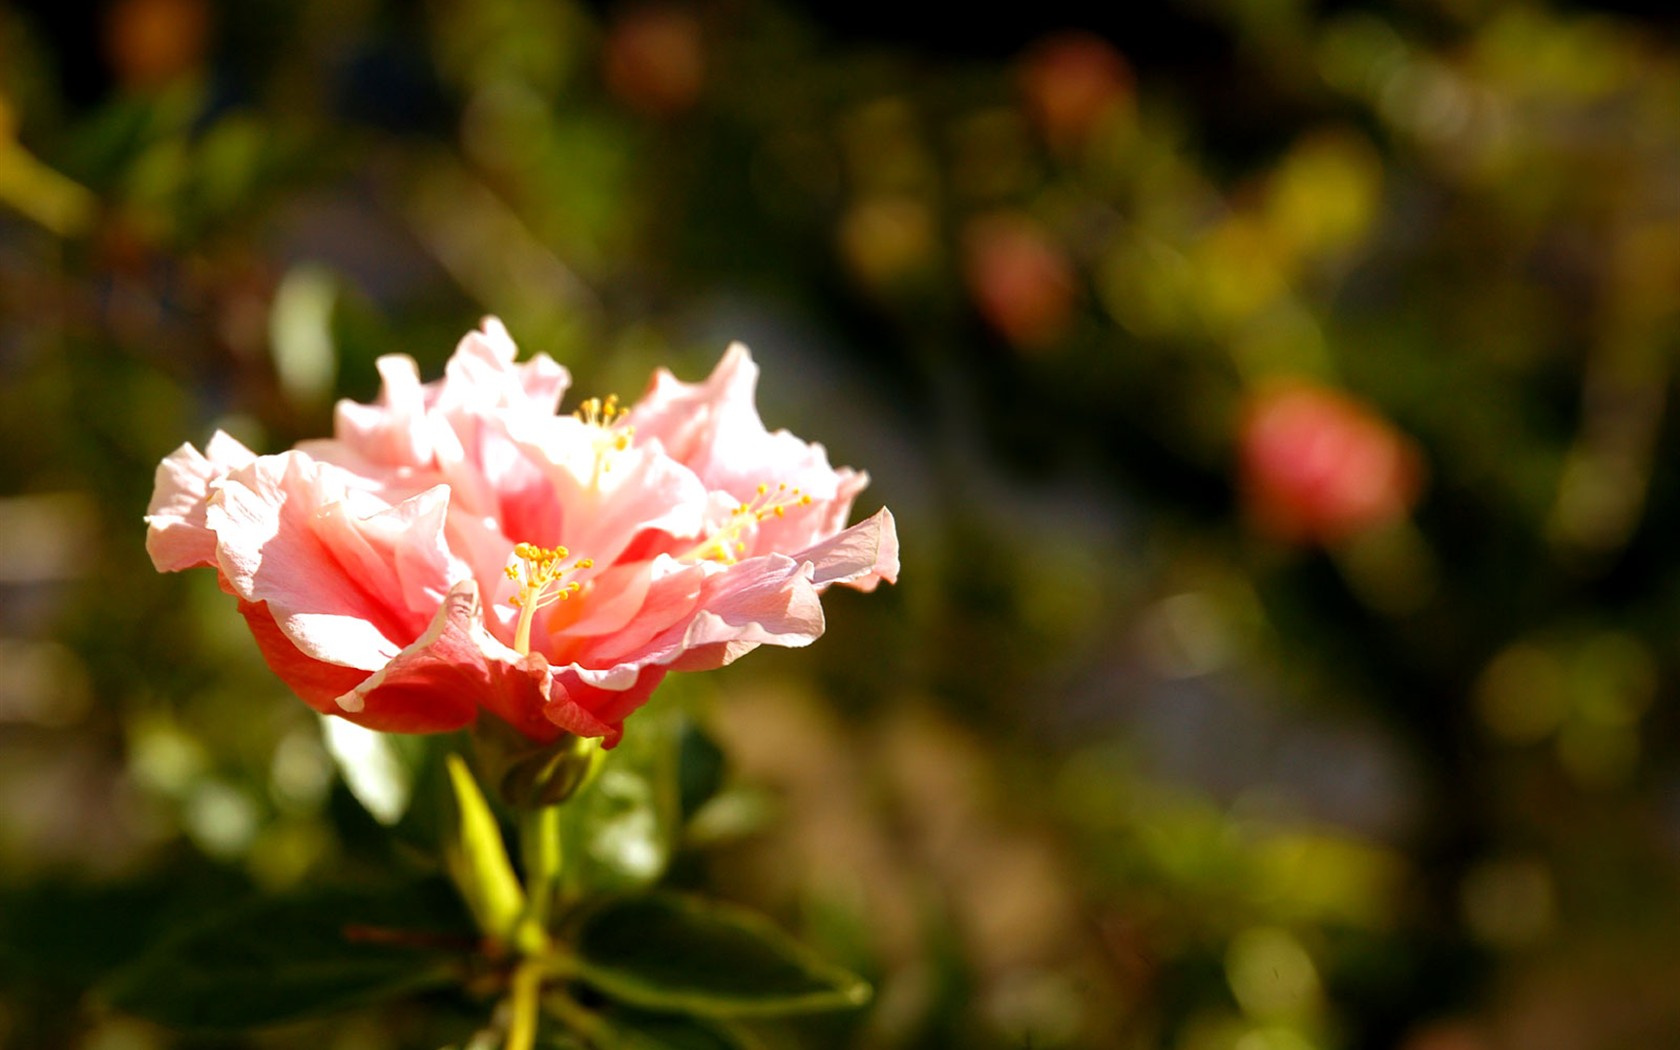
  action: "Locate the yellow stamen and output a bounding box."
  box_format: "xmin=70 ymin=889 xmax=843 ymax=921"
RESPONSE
xmin=681 ymin=482 xmax=813 ymax=564
xmin=572 ymin=393 xmax=635 ymax=485
xmin=505 ymin=543 xmax=593 ymax=654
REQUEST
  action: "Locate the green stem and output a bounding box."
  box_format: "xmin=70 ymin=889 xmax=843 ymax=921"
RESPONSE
xmin=504 ymin=805 xmax=563 ymax=1050
xmin=504 ymin=958 xmax=544 ymax=1050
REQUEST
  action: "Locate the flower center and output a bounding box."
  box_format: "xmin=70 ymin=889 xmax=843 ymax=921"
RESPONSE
xmin=579 ymin=391 xmax=633 ymax=448
xmin=683 ymin=483 xmax=813 ymax=564
xmin=572 ymin=394 xmax=635 ymax=489
xmin=504 ymin=542 xmax=593 ymax=654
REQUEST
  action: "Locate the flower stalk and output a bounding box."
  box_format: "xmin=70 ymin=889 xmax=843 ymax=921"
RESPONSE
xmin=502 ymin=800 xmax=565 ymax=1049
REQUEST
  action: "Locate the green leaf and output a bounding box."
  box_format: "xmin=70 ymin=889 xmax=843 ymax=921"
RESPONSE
xmin=677 ymin=720 xmax=726 ymax=821
xmin=568 ymin=894 xmax=872 ymax=1018
xmin=598 ymin=1006 xmax=758 ymax=1049
xmin=445 ymin=752 xmax=526 ymax=940
xmin=100 ymin=880 xmax=472 ymax=1032
xmin=321 ymin=714 xmax=429 ymax=825
xmin=557 ymin=704 xmax=682 ymax=895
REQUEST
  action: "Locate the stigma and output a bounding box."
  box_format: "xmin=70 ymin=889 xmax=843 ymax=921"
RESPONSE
xmin=505 ymin=542 xmax=594 ymax=654
xmin=684 ymin=483 xmax=813 ymax=564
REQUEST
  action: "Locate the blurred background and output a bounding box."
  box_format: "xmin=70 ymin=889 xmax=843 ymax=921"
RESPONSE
xmin=4 ymin=0 xmax=1680 ymax=1047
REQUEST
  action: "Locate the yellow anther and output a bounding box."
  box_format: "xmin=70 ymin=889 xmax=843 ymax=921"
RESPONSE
xmin=680 ymin=480 xmax=816 ymax=565
xmin=574 ymin=393 xmax=632 ymax=429
xmin=505 ymin=542 xmax=592 ymax=654
xmin=572 ymin=392 xmax=636 ymax=484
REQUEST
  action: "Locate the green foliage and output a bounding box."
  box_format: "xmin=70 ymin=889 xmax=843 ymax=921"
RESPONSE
xmin=555 ymin=702 xmax=687 ymax=897
xmin=99 ymin=880 xmax=472 ymax=1031
xmin=590 ymin=1006 xmax=757 ymax=1050
xmin=12 ymin=0 xmax=1680 ymax=1045
xmin=567 ymin=893 xmax=871 ymax=1018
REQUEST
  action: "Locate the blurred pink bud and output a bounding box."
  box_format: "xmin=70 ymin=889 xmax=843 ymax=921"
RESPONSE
xmin=1239 ymin=382 xmax=1423 ymax=543
xmin=603 ymin=5 xmax=706 ymax=118
xmin=1018 ymin=31 xmax=1135 ymax=152
xmin=963 ymin=213 xmax=1078 ymax=351
xmin=104 ymin=0 xmax=210 ymax=91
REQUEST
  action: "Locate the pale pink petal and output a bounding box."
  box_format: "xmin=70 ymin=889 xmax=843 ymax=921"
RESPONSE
xmin=528 ymin=555 xmax=826 ymax=737
xmin=530 ymin=431 xmax=710 ymax=569
xmin=330 ymin=354 xmax=435 ymax=467
xmin=439 ymin=318 xmax=569 ymax=419
xmin=632 ymin=344 xmax=836 ymax=498
xmin=238 ymin=598 xmax=371 ymax=711
xmin=335 ymin=581 xmax=517 ymax=734
xmin=210 ymin=453 xmax=451 ymax=671
xmin=145 ymin=431 xmax=258 ymax=572
xmin=625 ymin=554 xmax=826 ymax=672
xmin=629 ymin=342 xmax=757 ymax=463
xmin=677 ymin=555 xmax=826 ymax=651
xmin=628 ymin=343 xmax=870 ymax=560
xmin=554 ymin=557 xmax=709 ymax=667
xmin=794 ymin=507 xmax=899 ymax=591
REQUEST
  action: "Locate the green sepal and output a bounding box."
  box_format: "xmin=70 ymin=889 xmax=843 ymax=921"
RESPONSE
xmin=98 ymin=880 xmax=473 ymax=1032
xmin=567 ymin=893 xmax=872 ymax=1017
xmin=444 ymin=752 xmax=526 ymax=941
xmin=473 ymin=712 xmax=607 ymax=809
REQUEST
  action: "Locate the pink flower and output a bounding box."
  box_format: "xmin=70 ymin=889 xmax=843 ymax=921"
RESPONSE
xmin=146 ymin=319 xmax=898 ymax=746
xmin=1238 ymin=380 xmax=1423 ymax=544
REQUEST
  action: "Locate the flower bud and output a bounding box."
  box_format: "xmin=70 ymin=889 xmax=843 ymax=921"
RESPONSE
xmin=603 ymin=4 xmax=705 ymax=118
xmin=473 ymin=711 xmax=606 ymax=810
xmin=963 ymin=212 xmax=1078 ymax=351
xmin=1238 ymin=381 xmax=1423 ymax=544
xmin=1018 ymin=31 xmax=1135 ymax=153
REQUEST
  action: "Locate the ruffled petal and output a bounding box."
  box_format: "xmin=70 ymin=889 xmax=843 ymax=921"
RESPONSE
xmin=525 ymin=429 xmax=709 ymax=568
xmin=440 ymin=318 xmax=570 ymax=419
xmin=238 ymin=598 xmax=371 ymax=712
xmin=604 ymin=554 xmax=825 ymax=681
xmin=330 ymin=354 xmax=436 ymax=468
xmin=553 ymin=556 xmax=708 ymax=666
xmin=628 ymin=343 xmax=870 ymax=559
xmin=676 ymin=554 xmax=826 ymax=653
xmin=210 ymin=453 xmax=454 ymax=671
xmin=144 ymin=431 xmax=257 ymax=572
xmin=545 ymin=665 xmax=668 ymax=747
xmin=335 ymin=580 xmax=518 ymax=734
xmin=795 ymin=506 xmax=899 ymax=591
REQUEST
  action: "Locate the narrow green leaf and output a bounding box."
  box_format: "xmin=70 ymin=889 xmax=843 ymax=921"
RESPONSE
xmin=100 ymin=881 xmax=472 ymax=1031
xmin=568 ymin=894 xmax=871 ymax=1017
xmin=599 ymin=1006 xmax=758 ymax=1049
xmin=445 ymin=752 xmax=526 ymax=939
